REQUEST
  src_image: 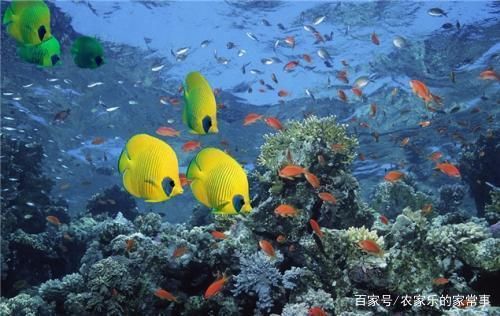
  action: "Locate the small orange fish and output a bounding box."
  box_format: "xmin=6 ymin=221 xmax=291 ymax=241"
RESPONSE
xmin=63 ymin=233 xmax=73 ymax=241
xmin=419 ymin=120 xmax=431 ymax=128
xmin=358 ymin=239 xmax=383 ymax=256
xmin=182 ymin=141 xmax=201 ymax=152
xmin=400 ymin=137 xmax=410 ymax=146
xmin=154 ymin=288 xmax=177 ymax=302
xmin=317 ymin=155 xmax=326 ymax=166
xmin=379 ymin=215 xmax=389 ymax=225
xmin=384 ymin=170 xmax=404 ymax=182
xmin=243 ymin=113 xmax=263 ymax=126
xmin=352 ymin=87 xmax=363 ymax=97
xmin=409 ymin=80 xmax=432 ymax=103
xmin=211 ymin=231 xmax=227 ymax=240
xmin=278 ymin=89 xmax=289 ymax=97
xmin=337 ymin=71 xmax=349 ymax=84
xmin=259 ymin=240 xmax=276 ymax=257
xmin=264 ymin=117 xmax=283 ymax=130
xmin=359 ymin=121 xmax=370 ymax=128
xmin=46 ymin=215 xmax=61 ymax=226
xmin=309 ymin=219 xmax=323 ymax=238
xmin=428 ymin=151 xmax=443 ymax=161
xmin=421 ymin=203 xmax=433 ymax=215
xmin=275 ymin=204 xmax=298 ymax=217
xmin=283 ymin=60 xmax=299 ymax=72
xmin=279 ymin=165 xmax=305 ymax=178
xmin=284 ymin=36 xmax=295 ymax=48
xmin=179 ymin=173 xmax=190 ymax=187
xmin=156 ymin=126 xmax=180 ymax=137
xmin=435 ymin=162 xmax=460 ymax=177
xmin=204 ymin=274 xmax=229 ymax=299
xmin=338 ymin=89 xmax=347 ymax=102
xmin=370 ymin=103 xmax=377 ymax=117
xmin=91 ymin=137 xmax=105 ymax=145
xmin=433 ymin=277 xmax=449 ymax=285
xmin=303 ymin=54 xmax=312 ymax=63
xmin=330 ymin=143 xmax=345 ymax=153
xmin=125 ymin=239 xmax=135 ymax=252
xmin=172 ymin=245 xmax=188 ymax=258
xmin=276 ymin=235 xmax=287 ymax=244
xmin=371 ymin=32 xmax=380 ymax=45
xmin=304 ymin=171 xmax=320 ymax=188
xmin=308 ymin=306 xmax=328 ymax=316
xmin=479 ymin=69 xmax=499 ymax=80
xmin=169 ymin=98 xmax=181 ymax=106
xmin=318 ymin=192 xmax=336 ymax=204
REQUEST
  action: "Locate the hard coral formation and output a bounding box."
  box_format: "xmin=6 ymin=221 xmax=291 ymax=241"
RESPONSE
xmin=86 ymin=185 xmax=138 ymax=220
xmin=370 ymin=180 xmax=433 ymax=218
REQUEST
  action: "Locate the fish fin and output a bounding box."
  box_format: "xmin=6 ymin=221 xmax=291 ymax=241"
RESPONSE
xmin=212 ymin=201 xmax=230 ymax=214
xmin=122 ymin=169 xmax=138 ymax=198
xmin=2 ymin=6 xmax=15 ymax=25
xmin=118 ymin=148 xmax=131 ymax=174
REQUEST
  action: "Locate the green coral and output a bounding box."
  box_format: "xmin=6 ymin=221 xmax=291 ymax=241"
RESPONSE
xmin=425 ymin=222 xmax=490 ymax=256
xmin=0 ymin=293 xmax=53 ymax=316
xmin=258 ymin=115 xmax=358 ymax=173
xmin=370 ymin=181 xmax=433 ymax=219
xmin=485 ymin=190 xmax=500 ymax=224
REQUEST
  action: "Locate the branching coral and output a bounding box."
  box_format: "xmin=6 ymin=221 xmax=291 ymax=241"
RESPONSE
xmin=370 ymin=180 xmax=433 ymax=218
xmin=258 ymin=115 xmax=358 ymax=173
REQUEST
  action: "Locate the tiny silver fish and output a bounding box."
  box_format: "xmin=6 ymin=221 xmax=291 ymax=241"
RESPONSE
xmin=2 ymin=127 xmax=16 ymax=131
xmin=88 ymin=82 xmax=104 ymax=88
xmin=313 ymin=15 xmax=326 ymax=26
xmin=175 ymin=47 xmax=190 ymax=55
xmin=261 ymin=58 xmax=274 ymax=65
xmin=246 ymin=32 xmax=258 ymax=41
xmin=106 ymin=106 xmax=120 ymax=112
xmin=238 ymin=49 xmax=247 ymax=57
xmin=303 ymin=25 xmax=317 ymax=33
xmin=393 ymin=36 xmax=407 ymax=49
xmin=128 ymin=100 xmax=138 ymax=105
xmin=22 ymin=83 xmax=33 ymax=88
xmin=151 ymin=64 xmax=165 ymax=72
xmin=2 ymin=92 xmax=13 ymax=96
xmin=3 ymin=116 xmax=15 ymax=120
xmin=317 ymin=48 xmax=331 ymax=60
xmin=305 ymin=89 xmax=316 ymax=102
xmin=26 ymin=202 xmax=35 ymax=207
xmin=200 ymin=40 xmax=211 ymax=48
xmin=428 ymin=8 xmax=447 ymax=17
xmin=249 ymin=69 xmax=263 ymax=75
xmin=47 ymin=78 xmax=59 ymax=82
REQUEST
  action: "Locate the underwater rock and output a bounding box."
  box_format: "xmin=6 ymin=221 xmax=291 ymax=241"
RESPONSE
xmin=85 ymin=185 xmax=138 ymax=220
xmin=370 ymin=180 xmax=433 ymax=218
xmin=459 ymin=130 xmax=500 ymax=217
xmin=436 ymin=184 xmax=466 ymax=214
xmin=485 ymin=190 xmax=500 ymax=225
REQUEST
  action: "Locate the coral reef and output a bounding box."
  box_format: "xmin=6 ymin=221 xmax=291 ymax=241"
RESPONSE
xmin=86 ymin=185 xmax=138 ymax=220
xmin=370 ymin=179 xmax=433 ymax=218
xmin=436 ymin=184 xmax=466 ymax=215
xmin=1 ymin=117 xmax=499 ymax=315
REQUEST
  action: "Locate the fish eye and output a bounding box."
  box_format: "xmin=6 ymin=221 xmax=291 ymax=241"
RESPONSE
xmin=95 ymin=56 xmax=103 ymax=66
xmin=202 ymin=116 xmax=212 ymax=134
xmin=38 ymin=25 xmax=46 ymax=41
xmin=232 ymin=195 xmax=245 ymax=213
xmin=162 ymin=177 xmax=175 ymax=196
xmin=51 ymin=55 xmax=60 ymax=66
